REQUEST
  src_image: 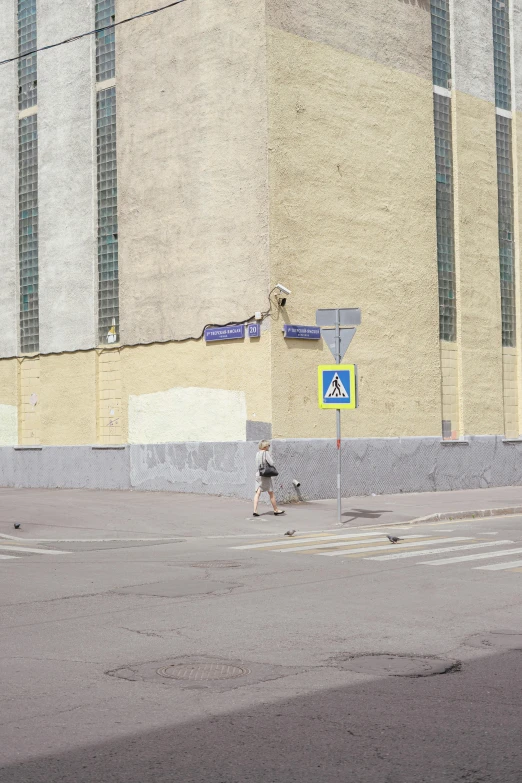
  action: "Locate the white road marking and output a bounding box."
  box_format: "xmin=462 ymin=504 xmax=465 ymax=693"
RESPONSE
xmin=0 ymin=544 xmax=70 ymax=555
xmin=475 ymin=559 xmax=522 ymax=570
xmin=0 ymin=554 xmax=18 ymax=560
xmin=367 ymin=540 xmax=513 ymax=561
xmin=232 ymin=532 xmax=388 ymax=551
xmin=0 ymin=537 xmax=187 ymax=544
xmin=319 ymin=537 xmax=472 ymax=557
xmin=270 ymin=535 xmax=429 ymax=553
xmin=421 ymin=547 xmax=522 ymax=565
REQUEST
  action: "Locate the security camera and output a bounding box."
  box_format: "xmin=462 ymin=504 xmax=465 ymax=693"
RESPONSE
xmin=292 ymin=479 xmax=301 ymax=488
xmin=276 ymin=284 xmax=291 ymax=296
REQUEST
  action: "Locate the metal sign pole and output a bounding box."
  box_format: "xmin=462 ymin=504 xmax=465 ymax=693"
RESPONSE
xmin=316 ymin=306 xmax=361 ymax=527
xmin=335 ymin=309 xmax=342 ymax=524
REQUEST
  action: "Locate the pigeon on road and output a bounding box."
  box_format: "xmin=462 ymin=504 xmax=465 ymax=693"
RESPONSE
xmin=285 ymin=530 xmax=296 ymax=537
xmin=14 ymin=523 xmax=21 ymax=530
xmin=386 ymin=535 xmax=402 ymax=544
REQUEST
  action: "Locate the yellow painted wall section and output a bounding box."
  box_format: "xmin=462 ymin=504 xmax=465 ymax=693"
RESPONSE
xmin=453 ymin=92 xmax=503 ymax=436
xmin=267 ymin=28 xmax=441 ymax=439
xmin=97 ymin=350 xmax=123 ymax=444
xmin=502 ymin=348 xmax=519 ymax=438
xmin=19 ymin=357 xmax=41 ymax=445
xmin=120 ymin=334 xmax=272 ymax=443
xmin=39 ymin=352 xmax=97 ymax=445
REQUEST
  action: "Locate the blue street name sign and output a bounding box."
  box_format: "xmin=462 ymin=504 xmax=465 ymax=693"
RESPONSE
xmin=205 ymin=324 xmax=245 ymax=342
xmin=284 ymin=324 xmax=321 ymax=340
xmin=248 ymin=322 xmax=261 ymax=338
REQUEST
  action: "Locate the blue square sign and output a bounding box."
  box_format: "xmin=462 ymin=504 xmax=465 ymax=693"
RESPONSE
xmin=318 ymin=365 xmax=357 ymax=409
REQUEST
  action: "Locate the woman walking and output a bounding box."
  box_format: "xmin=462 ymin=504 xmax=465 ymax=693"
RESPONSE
xmin=253 ymin=440 xmax=285 ymax=517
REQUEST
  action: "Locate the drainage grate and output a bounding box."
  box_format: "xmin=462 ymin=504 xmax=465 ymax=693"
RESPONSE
xmin=190 ymin=561 xmax=242 ymax=569
xmin=157 ymin=663 xmax=250 ymax=681
xmin=334 ymin=654 xmax=460 ymax=677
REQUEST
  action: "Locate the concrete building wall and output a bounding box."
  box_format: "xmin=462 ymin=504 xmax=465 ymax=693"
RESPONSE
xmin=266 ymin=0 xmax=432 ymax=81
xmin=513 ymin=0 xmax=522 ymax=111
xmin=0 ymin=0 xmax=19 ymax=358
xmin=267 ymin=26 xmax=440 ymax=440
xmin=452 ymin=0 xmax=495 ymax=104
xmin=37 ymin=0 xmax=97 ymax=353
xmin=116 ymin=0 xmax=269 ymax=345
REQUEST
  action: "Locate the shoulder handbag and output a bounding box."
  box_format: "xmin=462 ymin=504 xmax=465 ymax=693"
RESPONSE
xmin=259 ymin=452 xmax=278 ymax=477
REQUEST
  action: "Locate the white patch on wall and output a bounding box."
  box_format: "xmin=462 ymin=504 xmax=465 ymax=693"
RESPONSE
xmin=0 ymin=404 xmax=18 ymax=445
xmin=128 ymin=387 xmax=247 ymax=444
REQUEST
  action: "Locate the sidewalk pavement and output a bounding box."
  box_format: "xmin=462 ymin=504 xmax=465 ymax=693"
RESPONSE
xmin=0 ymin=485 xmax=521 ymax=542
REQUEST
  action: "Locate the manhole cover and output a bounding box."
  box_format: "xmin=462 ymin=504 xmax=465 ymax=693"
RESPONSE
xmin=465 ymin=630 xmax=522 ymax=650
xmin=191 ymin=561 xmax=242 ymax=569
xmin=157 ymin=663 xmax=250 ymax=681
xmin=335 ymin=654 xmax=460 ymax=677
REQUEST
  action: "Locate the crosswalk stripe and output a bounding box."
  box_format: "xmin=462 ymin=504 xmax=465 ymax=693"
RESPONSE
xmin=232 ymin=531 xmax=389 ymax=551
xmin=475 ymin=559 xmax=522 ymax=571
xmin=316 ymin=537 xmax=472 ymax=557
xmin=367 ymin=540 xmax=514 ymax=561
xmin=268 ymin=535 xmax=431 ymax=554
xmin=421 ymin=547 xmax=522 ymax=565
xmin=0 ymin=544 xmax=70 ymax=555
xmin=0 ymin=554 xmax=18 ymax=560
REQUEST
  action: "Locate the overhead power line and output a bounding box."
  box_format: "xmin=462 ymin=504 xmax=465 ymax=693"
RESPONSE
xmin=0 ymin=0 xmax=189 ymax=67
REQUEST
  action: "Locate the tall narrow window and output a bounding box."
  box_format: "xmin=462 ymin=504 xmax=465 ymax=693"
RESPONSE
xmin=18 ymin=0 xmax=38 ymax=353
xmin=430 ymin=0 xmax=456 ymax=343
xmin=95 ymin=1 xmax=119 ymax=344
xmin=434 ymin=93 xmax=456 ymax=343
xmin=95 ymin=0 xmax=116 ymax=82
xmin=430 ymin=0 xmax=458 ymax=439
xmin=18 ymin=0 xmax=37 ymax=110
xmin=19 ymin=115 xmax=39 ymax=353
xmin=493 ymin=0 xmax=516 ymax=348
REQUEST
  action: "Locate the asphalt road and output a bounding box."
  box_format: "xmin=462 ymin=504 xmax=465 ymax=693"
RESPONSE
xmin=1 ymin=503 xmax=522 ymax=782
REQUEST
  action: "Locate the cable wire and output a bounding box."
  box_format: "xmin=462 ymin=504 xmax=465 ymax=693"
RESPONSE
xmin=7 ymin=288 xmax=280 ymax=363
xmin=0 ymin=0 xmax=189 ymax=67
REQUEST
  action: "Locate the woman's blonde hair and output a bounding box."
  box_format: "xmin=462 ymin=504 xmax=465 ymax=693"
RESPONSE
xmin=258 ymin=440 xmax=271 ymax=450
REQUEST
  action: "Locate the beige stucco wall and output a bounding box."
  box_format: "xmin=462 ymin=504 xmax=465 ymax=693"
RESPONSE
xmin=267 ymin=27 xmax=441 ymax=439
xmin=120 ymin=335 xmax=272 ymax=442
xmin=116 ymin=0 xmax=269 ymax=345
xmin=453 ymin=92 xmax=503 ymax=436
xmin=39 ymin=353 xmax=97 ymax=445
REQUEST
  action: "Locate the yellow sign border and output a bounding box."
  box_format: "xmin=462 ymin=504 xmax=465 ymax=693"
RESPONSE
xmin=318 ymin=364 xmax=357 ymax=409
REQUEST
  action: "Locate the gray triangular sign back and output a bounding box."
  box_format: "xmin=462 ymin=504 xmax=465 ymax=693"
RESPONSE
xmin=321 ymin=327 xmax=356 ymax=362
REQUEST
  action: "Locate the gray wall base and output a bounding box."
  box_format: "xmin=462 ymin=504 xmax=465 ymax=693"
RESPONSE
xmin=1 ymin=436 xmax=521 ymax=500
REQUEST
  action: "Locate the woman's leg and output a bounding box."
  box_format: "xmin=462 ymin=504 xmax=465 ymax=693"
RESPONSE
xmin=253 ymin=487 xmax=262 ymax=514
xmin=268 ymin=491 xmax=282 ymax=514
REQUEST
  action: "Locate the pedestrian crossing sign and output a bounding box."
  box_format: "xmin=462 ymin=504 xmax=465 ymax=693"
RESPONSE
xmin=318 ymin=365 xmax=357 ymax=409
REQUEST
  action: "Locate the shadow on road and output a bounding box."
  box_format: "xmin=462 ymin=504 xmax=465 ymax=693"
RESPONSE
xmin=2 ymin=648 xmax=521 ymax=782
xmin=342 ymin=508 xmax=392 ymax=523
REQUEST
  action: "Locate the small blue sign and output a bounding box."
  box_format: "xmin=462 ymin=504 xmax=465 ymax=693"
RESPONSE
xmin=205 ymin=324 xmax=245 ymax=342
xmin=284 ymin=324 xmax=321 ymax=340
xmin=248 ymin=322 xmax=261 ymax=338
